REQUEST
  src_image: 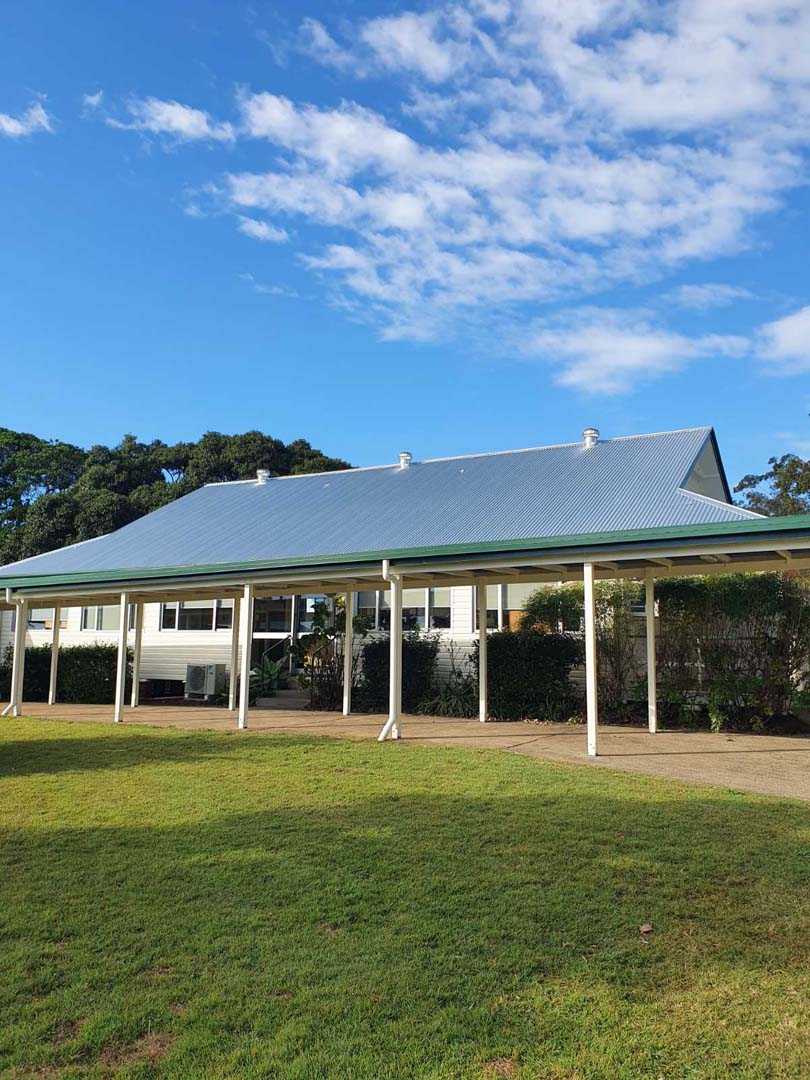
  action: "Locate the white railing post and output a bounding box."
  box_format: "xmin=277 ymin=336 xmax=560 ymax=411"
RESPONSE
xmin=228 ymin=596 xmax=241 ymax=711
xmin=478 ymin=584 xmax=488 ymax=722
xmin=646 ymin=571 xmax=657 ymax=734
xmin=377 ymin=575 xmax=403 ymax=741
xmin=343 ymin=590 xmax=353 ymax=716
xmin=48 ymin=604 xmax=61 ymax=705
xmin=238 ymin=584 xmax=254 ymax=729
xmin=583 ymin=562 xmax=598 ymax=757
xmin=130 ymin=603 xmax=144 ymax=708
xmin=3 ymin=599 xmax=27 ymax=717
xmin=113 ymin=592 xmax=130 ymax=724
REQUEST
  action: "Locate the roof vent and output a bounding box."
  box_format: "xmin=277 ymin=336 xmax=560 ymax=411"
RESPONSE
xmin=256 ymin=469 xmax=271 ymax=484
xmin=398 ymin=451 xmax=413 ymax=469
xmin=582 ymin=428 xmax=600 ymax=449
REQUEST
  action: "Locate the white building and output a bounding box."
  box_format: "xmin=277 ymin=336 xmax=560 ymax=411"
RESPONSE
xmin=6 ymin=423 xmax=793 ymax=756
xmin=0 ymin=581 xmax=541 ymax=696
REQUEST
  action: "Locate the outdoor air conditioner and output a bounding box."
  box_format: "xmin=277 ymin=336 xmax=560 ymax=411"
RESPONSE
xmin=185 ymin=663 xmax=226 ymax=701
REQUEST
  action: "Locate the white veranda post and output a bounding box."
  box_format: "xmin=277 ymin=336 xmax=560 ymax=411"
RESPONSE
xmin=377 ymin=575 xmax=403 ymax=741
xmin=130 ymin=603 xmax=144 ymax=708
xmin=478 ymin=584 xmax=488 ymax=723
xmin=583 ymin=562 xmax=598 ymax=757
xmin=2 ymin=599 xmax=28 ymax=718
xmin=238 ymin=584 xmax=254 ymax=730
xmin=48 ymin=604 xmax=61 ymax=705
xmin=646 ymin=571 xmax=657 ymax=734
xmin=343 ymin=590 xmax=353 ymax=716
xmin=228 ymin=596 xmax=241 ymax=711
xmin=113 ymin=592 xmax=130 ymax=724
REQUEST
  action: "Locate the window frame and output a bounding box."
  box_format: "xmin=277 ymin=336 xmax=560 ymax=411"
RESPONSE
xmin=81 ymin=605 xmax=136 ymax=632
xmin=159 ymin=599 xmax=234 ymax=632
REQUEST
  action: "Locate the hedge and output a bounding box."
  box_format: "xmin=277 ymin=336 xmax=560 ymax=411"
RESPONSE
xmin=521 ymin=572 xmax=810 ymax=731
xmin=356 ymin=633 xmax=440 ymax=712
xmin=0 ymin=644 xmax=132 ymax=704
xmin=481 ymin=630 xmax=583 ymax=721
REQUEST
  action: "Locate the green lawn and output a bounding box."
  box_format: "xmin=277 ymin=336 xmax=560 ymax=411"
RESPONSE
xmin=1 ymin=720 xmax=810 ymax=1080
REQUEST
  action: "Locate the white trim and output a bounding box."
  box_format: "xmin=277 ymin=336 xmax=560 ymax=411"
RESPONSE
xmin=238 ymin=584 xmax=254 ymax=730
xmin=478 ymin=585 xmax=488 ymax=723
xmin=130 ymin=602 xmax=144 ymax=708
xmin=583 ymin=563 xmax=598 ymax=757
xmin=48 ymin=604 xmax=61 ymax=705
xmin=645 ymin=572 xmax=657 ymax=734
xmin=676 ymin=486 xmax=763 ymax=519
xmin=113 ymin=593 xmax=129 ymax=724
xmin=229 ymin=596 xmax=241 ymax=711
xmin=343 ymin=590 xmax=353 ymax=716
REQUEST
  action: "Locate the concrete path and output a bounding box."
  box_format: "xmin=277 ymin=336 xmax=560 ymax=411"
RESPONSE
xmin=8 ymin=702 xmax=810 ymax=801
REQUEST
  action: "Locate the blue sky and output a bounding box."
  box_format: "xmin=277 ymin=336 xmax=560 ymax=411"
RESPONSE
xmin=2 ymin=0 xmax=810 ymax=488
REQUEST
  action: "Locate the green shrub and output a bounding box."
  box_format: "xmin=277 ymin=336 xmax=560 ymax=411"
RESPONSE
xmin=522 ymin=581 xmax=644 ymax=721
xmin=481 ymin=630 xmax=583 ymax=721
xmin=521 ymin=572 xmax=810 ymax=731
xmin=0 ymin=643 xmax=131 ymax=704
xmin=656 ymin=572 xmax=810 ymax=730
xmin=418 ymin=643 xmax=478 ymax=717
xmin=357 ymin=632 xmax=440 ymax=712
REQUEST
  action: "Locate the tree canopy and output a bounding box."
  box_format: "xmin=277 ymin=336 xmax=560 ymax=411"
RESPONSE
xmin=734 ymin=454 xmax=810 ymax=516
xmin=0 ymin=428 xmax=351 ymax=564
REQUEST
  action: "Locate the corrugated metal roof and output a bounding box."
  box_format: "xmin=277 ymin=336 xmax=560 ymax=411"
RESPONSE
xmin=0 ymin=427 xmax=759 ymax=584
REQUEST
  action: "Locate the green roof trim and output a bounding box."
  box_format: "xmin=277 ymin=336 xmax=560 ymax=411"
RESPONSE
xmin=3 ymin=513 xmax=810 ymax=593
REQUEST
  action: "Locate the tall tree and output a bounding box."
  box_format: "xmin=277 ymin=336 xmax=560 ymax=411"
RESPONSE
xmin=0 ymin=429 xmax=351 ymax=564
xmin=735 ymin=455 xmax=810 ymax=516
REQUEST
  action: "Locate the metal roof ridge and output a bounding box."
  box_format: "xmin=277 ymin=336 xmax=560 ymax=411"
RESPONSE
xmin=201 ymin=426 xmax=712 ymax=486
xmin=417 ymin=427 xmax=711 ymax=466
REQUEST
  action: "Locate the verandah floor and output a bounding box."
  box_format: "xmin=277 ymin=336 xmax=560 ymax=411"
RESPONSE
xmin=8 ymin=700 xmax=810 ymax=801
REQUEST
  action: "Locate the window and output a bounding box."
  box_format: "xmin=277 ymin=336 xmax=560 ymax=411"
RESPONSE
xmin=503 ymin=582 xmax=544 ymax=631
xmin=253 ymin=596 xmax=293 ymax=634
xmin=215 ymin=602 xmax=234 ymax=630
xmin=81 ymin=605 xmax=125 ymax=631
xmin=379 ymin=588 xmax=425 ymax=630
xmin=27 ymin=607 xmax=67 ymax=631
xmin=357 ymin=590 xmax=378 ymax=626
xmin=428 ymin=588 xmax=451 ymax=629
xmin=160 ymin=599 xmax=233 ymax=631
xmin=178 ymin=601 xmax=214 ymax=631
xmin=298 ymin=596 xmax=330 ymax=634
xmin=475 ymin=585 xmax=501 ymax=630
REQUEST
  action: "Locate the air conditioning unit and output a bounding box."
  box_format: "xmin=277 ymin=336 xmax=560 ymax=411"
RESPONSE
xmin=185 ymin=663 xmax=226 ymax=702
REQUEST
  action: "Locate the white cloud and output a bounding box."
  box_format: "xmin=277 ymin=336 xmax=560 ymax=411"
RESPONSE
xmin=0 ymin=100 xmax=52 ymax=138
xmin=360 ymin=12 xmax=465 ymax=82
xmin=112 ymin=97 xmax=234 ymax=142
xmin=758 ymin=306 xmax=810 ymax=374
xmin=239 ymin=272 xmax=300 ymax=299
xmin=104 ymin=2 xmax=810 ymax=390
xmin=236 ymin=216 xmax=289 ymax=242
xmin=662 ymin=283 xmax=756 ymax=311
xmin=524 ymin=309 xmax=749 ymax=393
xmin=82 ymin=90 xmax=104 ymax=112
xmin=299 ymin=18 xmax=355 ymax=70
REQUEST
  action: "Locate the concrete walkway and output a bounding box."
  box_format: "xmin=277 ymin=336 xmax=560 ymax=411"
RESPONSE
xmin=8 ymin=701 xmax=810 ymax=801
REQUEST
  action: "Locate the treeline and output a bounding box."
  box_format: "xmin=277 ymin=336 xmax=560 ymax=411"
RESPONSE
xmin=0 ymin=428 xmax=351 ymax=564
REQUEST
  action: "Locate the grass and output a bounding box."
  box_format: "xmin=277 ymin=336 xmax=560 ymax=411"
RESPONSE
xmin=1 ymin=720 xmax=810 ymax=1079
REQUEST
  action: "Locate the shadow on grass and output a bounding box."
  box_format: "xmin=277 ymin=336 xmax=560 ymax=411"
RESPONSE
xmin=0 ymin=729 xmax=319 ymax=778
xmin=3 ymin=728 xmax=810 ymax=1076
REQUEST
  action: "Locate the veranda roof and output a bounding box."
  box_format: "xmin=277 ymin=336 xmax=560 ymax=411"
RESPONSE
xmin=0 ymin=427 xmax=770 ymax=595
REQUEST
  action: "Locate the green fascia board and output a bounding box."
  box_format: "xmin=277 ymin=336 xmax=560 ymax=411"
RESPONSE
xmin=3 ymin=513 xmax=810 ymax=592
